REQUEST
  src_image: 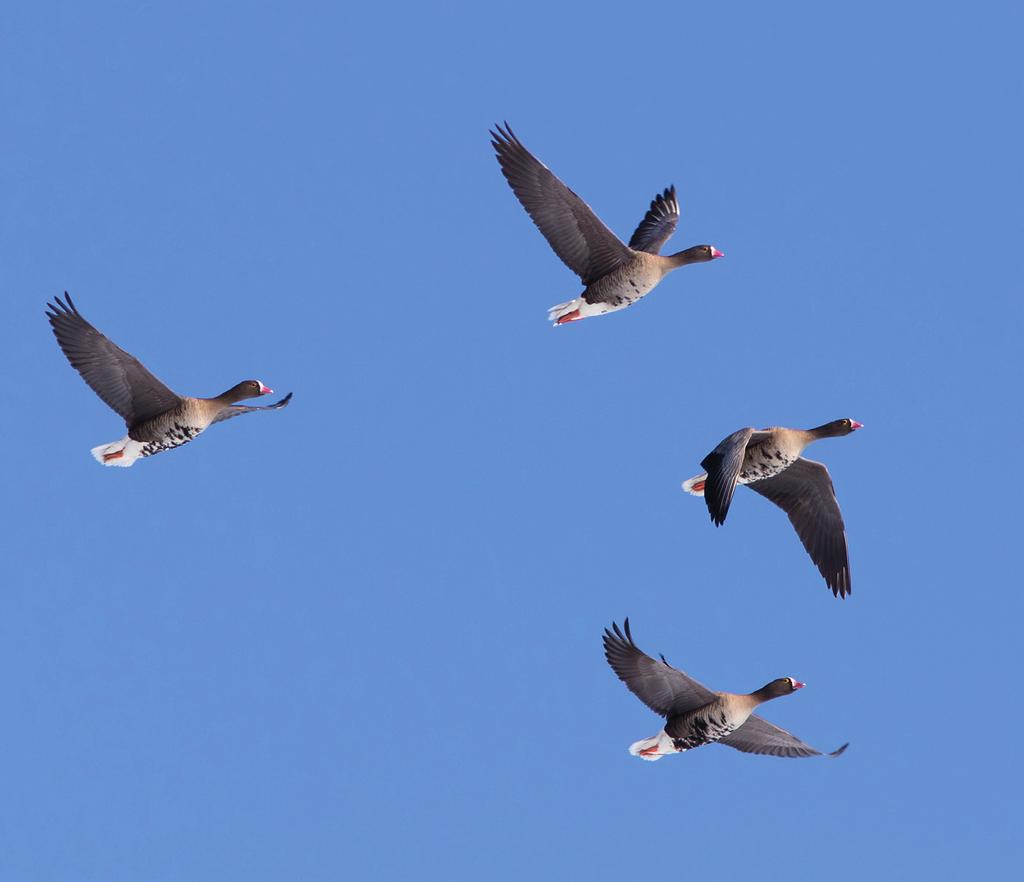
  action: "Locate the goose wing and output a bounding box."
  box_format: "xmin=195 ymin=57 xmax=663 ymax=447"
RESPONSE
xmin=699 ymin=428 xmax=771 ymax=526
xmin=628 ymin=186 xmax=680 ymax=254
xmin=747 ymin=457 xmax=852 ymax=597
xmin=720 ymin=713 xmax=848 ymax=758
xmin=603 ymin=619 xmax=716 ymax=718
xmin=46 ymin=293 xmax=181 ymax=426
xmin=491 ymin=123 xmax=634 ymax=285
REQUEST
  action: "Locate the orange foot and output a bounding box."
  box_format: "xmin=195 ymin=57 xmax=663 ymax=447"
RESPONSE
xmin=556 ymin=309 xmax=581 ymax=325
xmin=691 ymin=479 xmax=705 ymax=493
xmin=639 ymin=744 xmax=661 ymax=757
xmin=103 ymin=449 xmax=125 ymax=462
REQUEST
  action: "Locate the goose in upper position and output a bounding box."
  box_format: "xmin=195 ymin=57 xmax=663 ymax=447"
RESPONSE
xmin=490 ymin=123 xmax=723 ymax=324
xmin=46 ymin=293 xmax=292 ymax=467
xmin=682 ymin=419 xmax=863 ymax=597
xmin=604 ymin=619 xmax=847 ymax=760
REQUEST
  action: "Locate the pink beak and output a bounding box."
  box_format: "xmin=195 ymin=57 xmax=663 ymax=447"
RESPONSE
xmin=850 ymin=420 xmax=864 ymax=430
xmin=259 ymin=383 xmax=273 ymax=396
xmin=792 ymin=680 xmax=806 ymax=690
xmin=710 ymin=247 xmax=725 ymax=259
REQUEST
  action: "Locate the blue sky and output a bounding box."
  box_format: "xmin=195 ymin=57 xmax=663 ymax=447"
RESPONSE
xmin=2 ymin=1 xmax=1022 ymax=879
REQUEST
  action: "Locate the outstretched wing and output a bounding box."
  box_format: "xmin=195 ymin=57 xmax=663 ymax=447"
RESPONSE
xmin=46 ymin=292 xmax=181 ymax=426
xmin=747 ymin=457 xmax=852 ymax=597
xmin=603 ymin=619 xmax=716 ymax=718
xmin=628 ymin=186 xmax=680 ymax=254
xmin=719 ymin=713 xmax=848 ymax=758
xmin=491 ymin=123 xmax=634 ymax=285
xmin=212 ymin=392 xmax=293 ymax=424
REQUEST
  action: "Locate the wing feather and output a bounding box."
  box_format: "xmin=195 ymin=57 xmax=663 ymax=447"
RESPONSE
xmin=700 ymin=428 xmax=762 ymax=526
xmin=46 ymin=293 xmax=181 ymax=426
xmin=603 ymin=619 xmax=715 ymax=718
xmin=491 ymin=123 xmax=633 ymax=285
xmin=747 ymin=457 xmax=852 ymax=597
xmin=719 ymin=713 xmax=848 ymax=758
xmin=628 ymin=186 xmax=680 ymax=254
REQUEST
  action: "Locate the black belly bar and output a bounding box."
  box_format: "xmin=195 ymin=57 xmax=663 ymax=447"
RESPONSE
xmin=140 ymin=423 xmax=201 ymax=458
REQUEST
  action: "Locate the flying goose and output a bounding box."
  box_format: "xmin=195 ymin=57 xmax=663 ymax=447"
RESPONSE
xmin=682 ymin=419 xmax=862 ymax=597
xmin=46 ymin=293 xmax=291 ymax=466
xmin=603 ymin=619 xmax=848 ymax=760
xmin=490 ymin=123 xmax=723 ymax=324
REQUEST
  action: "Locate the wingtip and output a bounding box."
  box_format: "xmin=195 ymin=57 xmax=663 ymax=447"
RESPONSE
xmin=490 ymin=120 xmax=516 ymax=144
xmin=829 ymin=742 xmax=850 ymax=757
xmin=827 ymin=571 xmax=852 ymax=599
xmin=605 ymin=618 xmax=632 ymax=646
xmin=45 ymin=291 xmax=77 ymax=320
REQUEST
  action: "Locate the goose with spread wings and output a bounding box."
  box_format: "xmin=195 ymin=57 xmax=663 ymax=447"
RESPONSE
xmin=46 ymin=293 xmax=291 ymax=467
xmin=490 ymin=123 xmax=723 ymax=324
xmin=603 ymin=619 xmax=848 ymax=760
xmin=683 ymin=419 xmax=862 ymax=597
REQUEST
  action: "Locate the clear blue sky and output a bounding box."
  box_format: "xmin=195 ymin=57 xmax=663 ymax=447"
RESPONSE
xmin=3 ymin=2 xmax=1022 ymax=879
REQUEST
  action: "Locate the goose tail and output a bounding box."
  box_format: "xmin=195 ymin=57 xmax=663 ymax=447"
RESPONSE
xmin=91 ymin=436 xmax=145 ymax=467
xmin=547 ymin=297 xmax=586 ymax=325
xmin=682 ymin=473 xmax=708 ymax=496
xmin=628 ymin=730 xmax=676 ymax=761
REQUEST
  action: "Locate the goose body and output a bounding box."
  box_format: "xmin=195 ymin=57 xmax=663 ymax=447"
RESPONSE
xmin=682 ymin=419 xmax=862 ymax=597
xmin=660 ymin=692 xmax=756 ymax=753
xmin=490 ymin=124 xmax=722 ymax=324
xmin=46 ymin=293 xmax=292 ymax=467
xmin=603 ymin=619 xmax=847 ymax=761
xmin=546 ymin=252 xmax=669 ymax=323
xmin=92 ymin=392 xmax=282 ymax=466
xmin=103 ymin=402 xmax=212 ymax=465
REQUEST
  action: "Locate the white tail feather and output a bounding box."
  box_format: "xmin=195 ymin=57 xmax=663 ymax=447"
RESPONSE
xmin=91 ymin=436 xmax=145 ymax=467
xmin=546 ymin=297 xmax=617 ymax=324
xmin=682 ymin=473 xmax=708 ymax=496
xmin=547 ymin=298 xmax=583 ymax=323
xmin=628 ymin=730 xmax=676 ymax=761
